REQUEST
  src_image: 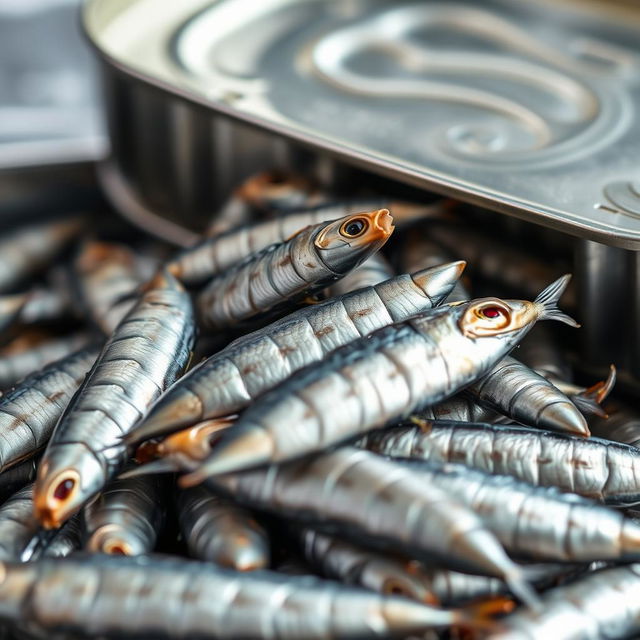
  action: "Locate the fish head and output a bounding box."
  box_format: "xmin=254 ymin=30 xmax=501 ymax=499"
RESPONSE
xmin=87 ymin=524 xmax=140 ymax=556
xmin=457 ymin=275 xmax=578 ymax=342
xmin=314 ymin=209 xmax=394 ymax=271
xmin=33 ymin=446 xmax=107 ymax=530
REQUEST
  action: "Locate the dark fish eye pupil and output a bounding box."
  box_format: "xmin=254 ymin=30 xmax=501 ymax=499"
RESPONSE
xmin=53 ymin=479 xmax=75 ymax=501
xmin=482 ymin=307 xmax=502 ymax=319
xmin=344 ymin=219 xmax=366 ymax=236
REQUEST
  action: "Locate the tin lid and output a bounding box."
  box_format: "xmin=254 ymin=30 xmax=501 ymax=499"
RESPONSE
xmin=85 ymin=0 xmax=640 ymax=248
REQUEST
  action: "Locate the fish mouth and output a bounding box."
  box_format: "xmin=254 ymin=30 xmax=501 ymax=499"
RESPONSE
xmin=33 ymin=469 xmax=81 ymax=530
xmin=372 ymin=208 xmax=395 ymax=238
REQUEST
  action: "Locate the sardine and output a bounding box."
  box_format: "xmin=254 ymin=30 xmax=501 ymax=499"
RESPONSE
xmin=0 ymin=346 xmax=99 ymax=473
xmin=327 ymin=252 xmax=394 ymax=297
xmin=126 ymin=262 xmax=465 ymax=446
xmin=364 ymin=421 xmax=640 ymax=504
xmin=177 ymin=485 xmax=269 ymax=571
xmin=468 ymin=356 xmax=589 ymax=436
xmin=196 ymin=209 xmax=394 ymax=330
xmin=0 ymin=553 xmax=490 ymax=639
xmin=492 ymin=564 xmax=640 ymax=640
xmin=33 ymin=271 xmax=195 ymax=529
xmin=402 ymin=460 xmax=640 ymax=563
xmin=199 ymin=448 xmax=536 ymax=601
xmin=0 ymin=484 xmax=38 ymax=561
xmin=74 ymin=240 xmax=144 ymax=335
xmin=0 ymin=333 xmax=89 ymax=390
xmin=183 ymin=277 xmax=577 ymax=481
xmin=0 ymin=218 xmax=82 ymax=293
xmin=83 ymin=472 xmax=164 ymax=556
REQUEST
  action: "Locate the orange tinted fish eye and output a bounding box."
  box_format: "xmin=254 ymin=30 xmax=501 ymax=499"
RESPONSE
xmin=340 ymin=218 xmax=368 ymax=238
xmin=481 ymin=306 xmax=502 ymax=319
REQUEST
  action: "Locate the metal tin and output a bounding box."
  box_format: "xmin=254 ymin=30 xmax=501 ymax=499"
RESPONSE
xmin=84 ymin=0 xmax=640 ymax=246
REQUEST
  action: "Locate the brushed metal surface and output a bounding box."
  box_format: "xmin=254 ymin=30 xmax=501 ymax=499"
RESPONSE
xmin=84 ymin=0 xmax=640 ymax=246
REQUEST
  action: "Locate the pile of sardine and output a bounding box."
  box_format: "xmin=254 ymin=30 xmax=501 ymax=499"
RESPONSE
xmin=0 ymin=171 xmax=638 ymax=639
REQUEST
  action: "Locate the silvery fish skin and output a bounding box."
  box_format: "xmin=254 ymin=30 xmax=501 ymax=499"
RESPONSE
xmin=327 ymin=252 xmax=394 ymax=297
xmin=468 ymin=356 xmax=589 ymax=436
xmin=0 ymin=458 xmax=37 ymax=505
xmin=43 ymin=516 xmax=82 ymax=558
xmin=0 ymin=346 xmax=99 ymax=473
xmin=83 ymin=474 xmax=164 ymax=556
xmin=0 ymin=484 xmax=38 ymax=561
xmin=0 ymin=218 xmax=82 ymax=293
xmin=299 ymin=528 xmax=441 ymax=605
xmin=492 ymin=564 xmax=640 ymax=640
xmin=127 ymin=262 xmax=464 ymax=445
xmin=184 ymin=277 xmax=576 ymax=481
xmin=0 ymin=554 xmax=477 ymax=639
xmin=203 ymin=447 xmax=536 ymax=597
xmin=0 ymin=333 xmax=89 ymax=390
xmin=364 ymin=421 xmax=640 ymax=505
xmin=33 ymin=271 xmax=195 ymax=529
xmin=419 ymin=396 xmax=503 ymax=424
xmin=74 ymin=241 xmax=144 ymax=336
xmin=196 ymin=209 xmax=394 ymax=330
xmin=177 ymin=486 xmax=269 ymax=571
xmin=402 ymin=461 xmax=640 ymax=563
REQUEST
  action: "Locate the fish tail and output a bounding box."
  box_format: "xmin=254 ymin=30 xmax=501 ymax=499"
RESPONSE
xmin=534 ymin=275 xmax=580 ymax=327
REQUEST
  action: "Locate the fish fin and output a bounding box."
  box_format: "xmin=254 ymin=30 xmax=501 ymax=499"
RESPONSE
xmin=504 ymin=571 xmax=542 ymax=612
xmin=409 ymin=415 xmax=433 ymax=434
xmin=118 ymin=460 xmax=179 ymax=479
xmin=534 ymin=275 xmax=580 ymax=328
xmin=571 ymin=365 xmax=616 ymax=418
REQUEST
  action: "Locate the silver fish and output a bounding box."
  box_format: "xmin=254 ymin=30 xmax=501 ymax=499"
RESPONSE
xmin=0 ymin=218 xmax=82 ymax=293
xmin=418 ymin=395 xmax=503 ymax=424
xmin=0 ymin=484 xmax=38 ymax=561
xmin=199 ymin=448 xmax=537 ymax=602
xmin=0 ymin=554 xmax=485 ymax=639
xmin=402 ymin=460 xmax=640 ymax=563
xmin=364 ymin=421 xmax=640 ymax=505
xmin=196 ymin=209 xmax=394 ymax=330
xmin=0 ymin=346 xmax=99 ymax=474
xmin=492 ymin=564 xmax=640 ymax=640
xmin=183 ymin=277 xmax=577 ymax=481
xmin=33 ymin=271 xmax=195 ymax=529
xmin=126 ymin=262 xmax=465 ymax=446
xmin=74 ymin=240 xmax=144 ymax=335
xmin=177 ymin=485 xmax=269 ymax=571
xmin=468 ymin=356 xmax=589 ymax=436
xmin=0 ymin=332 xmax=89 ymax=390
xmin=83 ymin=473 xmax=164 ymax=556
xmin=327 ymin=252 xmax=394 ymax=297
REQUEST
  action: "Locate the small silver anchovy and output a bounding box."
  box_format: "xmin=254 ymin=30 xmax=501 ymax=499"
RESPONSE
xmin=196 ymin=209 xmax=394 ymax=330
xmin=0 ymin=332 xmax=90 ymax=390
xmin=467 ymin=356 xmax=590 ymax=436
xmin=74 ymin=240 xmax=145 ymax=336
xmin=126 ymin=262 xmax=464 ymax=446
xmin=177 ymin=485 xmax=270 ymax=571
xmin=400 ymin=460 xmax=640 ymax=564
xmin=0 ymin=218 xmax=83 ymax=293
xmin=0 ymin=553 xmax=488 ymax=639
xmin=200 ymin=447 xmax=537 ymax=603
xmin=492 ymin=564 xmax=640 ymax=640
xmin=327 ymin=251 xmax=395 ymax=297
xmin=83 ymin=473 xmax=165 ymax=556
xmin=363 ymin=421 xmax=640 ymax=505
xmin=183 ymin=276 xmax=577 ymax=482
xmin=0 ymin=483 xmax=39 ymax=562
xmin=33 ymin=270 xmax=196 ymax=530
xmin=0 ymin=346 xmax=99 ymax=474
xmin=419 ymin=395 xmax=504 ymax=424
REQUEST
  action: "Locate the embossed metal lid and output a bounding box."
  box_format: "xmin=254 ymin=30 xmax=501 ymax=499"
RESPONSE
xmin=85 ymin=0 xmax=640 ymax=248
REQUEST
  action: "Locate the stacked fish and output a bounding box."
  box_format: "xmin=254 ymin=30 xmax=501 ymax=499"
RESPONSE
xmin=0 ymin=172 xmax=637 ymax=639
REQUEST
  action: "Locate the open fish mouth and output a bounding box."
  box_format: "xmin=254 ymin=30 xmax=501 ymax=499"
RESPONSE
xmin=372 ymin=208 xmax=395 ymax=237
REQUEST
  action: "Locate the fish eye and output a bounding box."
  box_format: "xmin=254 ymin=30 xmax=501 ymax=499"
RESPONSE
xmin=340 ymin=217 xmax=368 ymax=238
xmin=383 ymin=579 xmax=411 ymax=597
xmin=478 ymin=306 xmax=504 ymax=320
xmin=53 ymin=478 xmax=75 ymax=501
